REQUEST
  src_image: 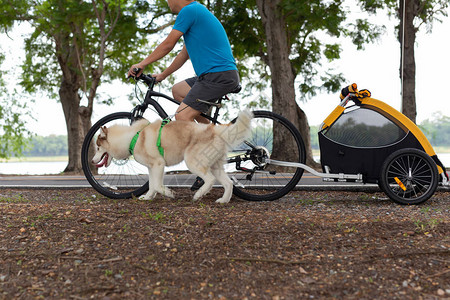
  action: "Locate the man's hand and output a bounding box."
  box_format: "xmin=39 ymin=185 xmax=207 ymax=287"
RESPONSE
xmin=128 ymin=30 xmax=183 ymax=79
xmin=152 ymin=73 xmax=166 ymax=82
xmin=128 ymin=65 xmax=144 ymax=78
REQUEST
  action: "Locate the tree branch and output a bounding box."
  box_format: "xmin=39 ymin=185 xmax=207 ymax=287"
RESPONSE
xmin=144 ymin=20 xmax=175 ymax=34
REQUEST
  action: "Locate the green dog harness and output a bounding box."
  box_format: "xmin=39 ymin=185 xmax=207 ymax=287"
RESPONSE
xmin=129 ymin=130 xmax=141 ymax=156
xmin=156 ymin=118 xmax=171 ymax=157
xmin=128 ymin=119 xmax=171 ymax=157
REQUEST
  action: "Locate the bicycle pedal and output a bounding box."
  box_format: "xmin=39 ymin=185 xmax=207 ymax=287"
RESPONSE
xmin=191 ymin=176 xmax=204 ymax=191
xmin=231 ymin=176 xmax=245 ymax=188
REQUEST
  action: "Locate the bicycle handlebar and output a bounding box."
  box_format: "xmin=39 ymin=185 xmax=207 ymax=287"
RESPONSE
xmin=129 ymin=68 xmax=157 ymax=89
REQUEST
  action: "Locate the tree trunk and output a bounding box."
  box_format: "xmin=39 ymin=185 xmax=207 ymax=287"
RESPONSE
xmin=54 ymin=0 xmax=115 ymax=174
xmin=399 ymin=0 xmax=417 ymax=123
xmin=59 ymin=82 xmax=93 ymax=174
xmin=79 ymin=105 xmax=94 ymax=173
xmin=295 ymin=105 xmax=317 ymax=167
xmin=59 ymin=78 xmax=84 ymax=174
xmin=256 ymin=0 xmax=318 ymax=168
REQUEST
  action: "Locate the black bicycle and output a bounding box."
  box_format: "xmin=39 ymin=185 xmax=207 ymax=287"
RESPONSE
xmin=81 ymin=73 xmax=306 ymax=201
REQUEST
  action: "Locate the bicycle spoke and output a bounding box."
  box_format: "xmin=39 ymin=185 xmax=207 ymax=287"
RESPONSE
xmin=229 ymin=111 xmax=305 ymax=201
xmin=81 ymin=112 xmax=149 ymax=199
xmin=380 ymin=149 xmax=438 ymax=205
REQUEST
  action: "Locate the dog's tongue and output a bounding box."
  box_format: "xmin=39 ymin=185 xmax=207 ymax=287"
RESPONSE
xmin=95 ymin=153 xmax=109 ymax=168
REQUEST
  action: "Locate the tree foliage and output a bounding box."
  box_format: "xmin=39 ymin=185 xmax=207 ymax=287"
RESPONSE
xmin=22 ymin=135 xmax=68 ymax=157
xmin=201 ymin=0 xmax=383 ymax=100
xmin=1 ymin=0 xmax=163 ymax=172
xmin=359 ymin=0 xmax=449 ymax=27
xmin=358 ymin=0 xmax=450 ymax=123
xmin=0 ymin=93 xmax=34 ymax=159
xmin=419 ymin=113 xmax=450 ymax=147
xmin=14 ymin=0 xmax=150 ymax=97
xmin=0 ymin=51 xmax=34 ymax=159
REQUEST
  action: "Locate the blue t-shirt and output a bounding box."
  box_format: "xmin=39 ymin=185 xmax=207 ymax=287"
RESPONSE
xmin=173 ymin=1 xmax=237 ymax=76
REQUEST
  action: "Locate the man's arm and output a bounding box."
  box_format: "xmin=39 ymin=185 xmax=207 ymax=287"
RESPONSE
xmin=154 ymin=45 xmax=189 ymax=81
xmin=128 ymin=29 xmax=184 ymax=76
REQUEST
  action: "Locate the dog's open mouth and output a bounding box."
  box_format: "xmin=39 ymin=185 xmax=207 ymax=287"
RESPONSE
xmin=95 ymin=153 xmax=109 ymax=168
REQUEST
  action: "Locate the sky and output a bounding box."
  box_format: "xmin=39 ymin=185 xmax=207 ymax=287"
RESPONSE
xmin=1 ymin=5 xmax=449 ymax=137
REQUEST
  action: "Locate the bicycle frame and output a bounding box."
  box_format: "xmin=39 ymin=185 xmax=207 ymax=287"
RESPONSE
xmin=130 ymin=77 xmax=260 ymax=172
xmin=131 ymin=82 xmax=224 ymax=125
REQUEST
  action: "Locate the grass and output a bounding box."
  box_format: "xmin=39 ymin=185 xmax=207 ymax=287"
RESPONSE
xmin=413 ymin=206 xmax=444 ymax=234
xmin=0 ymin=194 xmax=30 ymax=203
xmin=140 ymin=211 xmax=168 ymax=223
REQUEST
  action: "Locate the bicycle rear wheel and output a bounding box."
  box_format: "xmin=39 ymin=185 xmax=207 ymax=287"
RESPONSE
xmin=81 ymin=112 xmax=149 ymax=199
xmin=228 ymin=110 xmax=306 ymax=201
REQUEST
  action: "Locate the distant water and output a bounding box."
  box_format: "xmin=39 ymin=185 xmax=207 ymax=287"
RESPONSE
xmin=1 ymin=154 xmax=449 ymax=175
xmin=0 ymin=160 xmax=188 ymax=175
xmin=0 ymin=161 xmax=67 ymax=175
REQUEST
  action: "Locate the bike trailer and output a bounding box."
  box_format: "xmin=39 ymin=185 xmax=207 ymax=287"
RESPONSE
xmin=318 ymin=84 xmax=448 ymax=204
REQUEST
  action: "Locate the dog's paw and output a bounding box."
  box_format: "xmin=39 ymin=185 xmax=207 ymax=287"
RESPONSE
xmin=215 ymin=197 xmax=230 ymax=204
xmin=163 ymin=189 xmax=175 ymax=199
xmin=139 ymin=195 xmax=151 ymax=201
xmin=193 ymin=193 xmax=203 ymax=202
xmin=139 ymin=191 xmax=156 ymax=201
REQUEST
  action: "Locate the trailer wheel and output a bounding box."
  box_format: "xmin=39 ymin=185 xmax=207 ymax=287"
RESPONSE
xmin=379 ymin=148 xmax=438 ymax=205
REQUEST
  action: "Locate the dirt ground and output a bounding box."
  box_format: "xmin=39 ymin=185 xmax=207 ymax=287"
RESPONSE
xmin=0 ymin=187 xmax=449 ymax=300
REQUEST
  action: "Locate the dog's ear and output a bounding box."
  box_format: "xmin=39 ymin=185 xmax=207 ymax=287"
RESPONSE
xmin=99 ymin=126 xmax=108 ymax=140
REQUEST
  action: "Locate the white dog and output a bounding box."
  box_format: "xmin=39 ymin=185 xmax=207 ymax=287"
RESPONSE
xmin=92 ymin=110 xmax=253 ymax=203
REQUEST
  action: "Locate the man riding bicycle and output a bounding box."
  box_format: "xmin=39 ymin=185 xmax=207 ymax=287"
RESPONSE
xmin=128 ymin=0 xmax=240 ymax=124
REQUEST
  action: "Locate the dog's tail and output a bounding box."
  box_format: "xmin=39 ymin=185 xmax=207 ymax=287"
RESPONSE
xmin=215 ymin=109 xmax=253 ymax=148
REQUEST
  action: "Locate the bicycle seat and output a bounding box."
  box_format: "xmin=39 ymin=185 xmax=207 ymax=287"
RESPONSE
xmin=230 ymin=85 xmax=242 ymax=94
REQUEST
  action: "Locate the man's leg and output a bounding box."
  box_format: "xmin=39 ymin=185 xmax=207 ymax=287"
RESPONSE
xmin=172 ymin=80 xmax=210 ymax=123
xmin=175 ymin=103 xmax=210 ymax=123
xmin=172 ymin=81 xmax=191 ymax=103
xmin=172 ymin=80 xmax=208 ymax=190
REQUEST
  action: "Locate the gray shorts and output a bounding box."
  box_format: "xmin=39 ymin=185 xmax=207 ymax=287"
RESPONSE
xmin=183 ymin=70 xmax=240 ymax=113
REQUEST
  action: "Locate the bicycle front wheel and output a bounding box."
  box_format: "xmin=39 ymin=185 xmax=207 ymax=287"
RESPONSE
xmin=81 ymin=112 xmax=149 ymax=199
xmin=228 ymin=110 xmax=306 ymax=201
